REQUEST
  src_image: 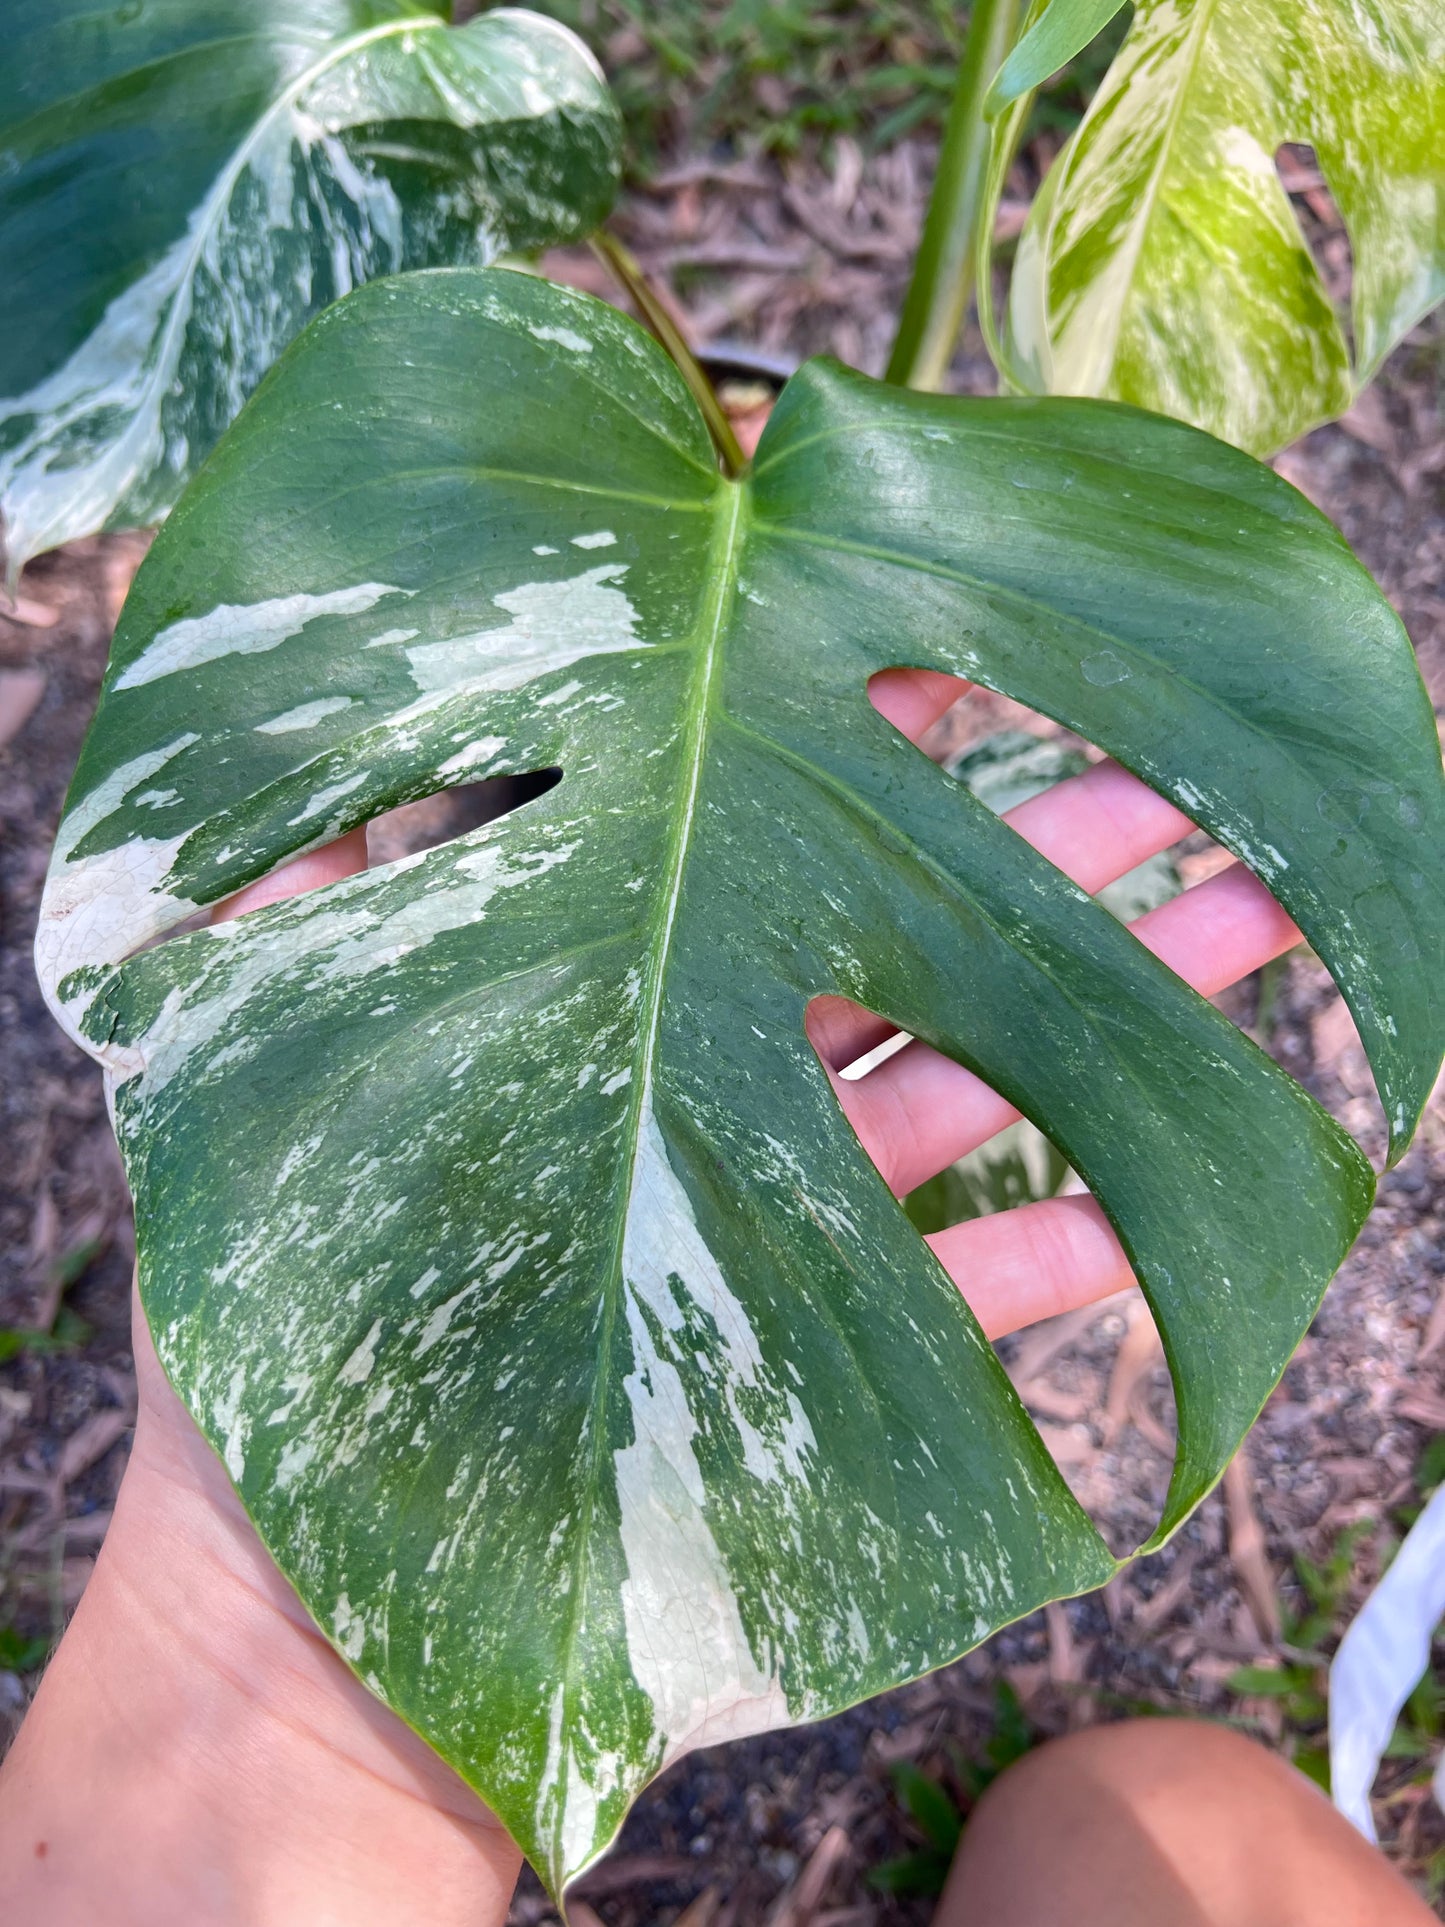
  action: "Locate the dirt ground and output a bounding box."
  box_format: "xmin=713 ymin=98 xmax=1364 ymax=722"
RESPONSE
xmin=2 ymin=131 xmax=1444 ymax=1924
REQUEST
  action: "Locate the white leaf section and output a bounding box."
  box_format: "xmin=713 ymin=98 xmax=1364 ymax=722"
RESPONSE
xmin=616 ymin=1099 xmax=796 ymax=1759
xmin=0 ymin=234 xmax=201 ymax=575
xmin=36 ymin=735 xmax=202 ymax=1046
xmin=0 ymin=0 xmax=632 ymax=574
xmin=255 ymin=697 xmax=356 ymax=734
xmin=117 ymin=584 xmax=411 ymax=690
xmin=405 ymin=563 xmax=644 ymax=695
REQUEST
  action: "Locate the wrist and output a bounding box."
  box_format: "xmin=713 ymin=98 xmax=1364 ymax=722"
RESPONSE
xmin=0 ymin=1322 xmax=520 ymax=1927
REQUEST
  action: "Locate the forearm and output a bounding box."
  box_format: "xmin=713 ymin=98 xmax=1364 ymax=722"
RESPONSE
xmin=0 ymin=1338 xmax=520 ymax=1927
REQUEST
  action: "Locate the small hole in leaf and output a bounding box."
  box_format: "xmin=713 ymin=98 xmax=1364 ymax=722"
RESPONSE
xmin=1275 ymin=142 xmax=1354 ymax=332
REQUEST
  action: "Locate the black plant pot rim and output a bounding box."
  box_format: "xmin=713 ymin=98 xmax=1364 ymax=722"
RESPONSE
xmin=695 ymin=339 xmax=799 ymax=392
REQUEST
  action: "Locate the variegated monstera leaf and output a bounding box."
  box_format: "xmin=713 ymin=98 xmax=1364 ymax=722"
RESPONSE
xmin=0 ymin=1 xmax=619 ymax=573
xmin=988 ymin=0 xmax=1445 ymax=453
xmin=38 ymin=269 xmax=1444 ymax=1894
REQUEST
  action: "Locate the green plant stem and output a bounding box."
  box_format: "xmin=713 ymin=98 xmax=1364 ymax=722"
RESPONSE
xmin=885 ymin=0 xmax=1022 ymax=391
xmin=1254 ymin=949 xmax=1294 ymax=1047
xmin=590 ymin=230 xmax=746 ymax=477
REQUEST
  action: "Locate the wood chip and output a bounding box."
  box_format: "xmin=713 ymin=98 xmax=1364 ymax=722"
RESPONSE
xmin=1043 ymin=1599 xmax=1083 ymax=1684
xmin=779 ymin=184 xmax=907 ymax=263
xmin=1101 ymin=1571 xmax=1128 ymax=1630
xmin=1002 ymin=1659 xmax=1050 ymax=1707
xmin=57 ymin=1556 xmax=95 ymax=1609
xmin=1127 ymin=1378 xmax=1177 ymax=1458
xmin=645 ymin=242 xmax=812 ymax=274
xmin=1223 ymin=1451 xmax=1281 ymax=1643
xmin=1131 ymin=1548 xmax=1200 ymax=1632
xmin=829 ymin=137 xmax=863 ymax=215
xmin=1008 ymin=1292 xmax=1132 ymax=1385
xmin=55 ymin=1407 xmax=133 ymax=1486
xmin=646 ymin=158 xmax=773 ymax=193
xmin=1339 ymin=388 xmax=1395 ymax=455
xmin=1103 ymin=1297 xmax=1164 ymax=1443
xmin=1395 ymin=1387 xmax=1445 ymax=1429
xmin=0 ymin=592 xmax=59 ymax=628
xmin=1275 ymin=155 xmax=1326 ymax=194
xmin=767 ymin=1825 xmax=850 ymax=1927
xmin=25 ymin=1187 xmax=58 ymax=1272
xmin=1416 ymin=1283 xmax=1445 ymax=1364
xmin=672 ymin=1885 xmax=723 ymax=1927
xmin=573 ymin=1854 xmax=695 ymax=1897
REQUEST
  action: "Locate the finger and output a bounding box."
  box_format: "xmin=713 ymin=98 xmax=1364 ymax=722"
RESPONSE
xmin=1131 ymin=859 xmax=1299 ymax=995
xmin=926 ymin=1193 xmax=1130 ymax=1342
xmin=867 ymin=666 xmax=969 ymax=740
xmin=827 ymin=862 xmax=1301 ymax=1198
xmin=211 ymin=826 xmax=369 ymax=923
xmin=1004 ymin=756 xmax=1193 ymax=899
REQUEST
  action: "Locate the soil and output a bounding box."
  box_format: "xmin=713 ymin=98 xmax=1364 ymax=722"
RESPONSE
xmin=2 ymin=136 xmax=1443 ymax=1924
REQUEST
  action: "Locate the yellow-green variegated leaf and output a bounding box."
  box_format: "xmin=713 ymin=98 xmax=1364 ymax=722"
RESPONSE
xmin=38 ymin=270 xmax=1445 ymax=1895
xmin=1003 ymin=0 xmax=1445 ymax=453
xmin=0 ymin=2 xmax=619 ymax=573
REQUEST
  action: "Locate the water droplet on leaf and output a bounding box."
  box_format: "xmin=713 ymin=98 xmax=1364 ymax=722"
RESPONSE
xmin=1081 ymin=651 xmax=1131 ymax=687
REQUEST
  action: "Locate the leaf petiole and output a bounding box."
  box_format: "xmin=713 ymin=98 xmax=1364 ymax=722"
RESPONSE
xmin=590 ymin=229 xmax=747 ymax=477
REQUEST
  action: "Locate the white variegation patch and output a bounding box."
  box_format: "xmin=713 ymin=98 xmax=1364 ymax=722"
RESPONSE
xmin=255 ymin=697 xmax=356 ymax=734
xmin=405 ymin=564 xmax=645 ymax=696
xmin=118 ymin=585 xmax=410 ymax=690
xmin=124 ymin=837 xmax=580 ymax=1096
xmin=529 ymin=324 xmax=594 ymax=352
xmin=615 ymin=1101 xmax=799 ymax=1745
xmin=537 ymin=1100 xmax=806 ymax=1888
xmin=36 ymin=735 xmax=202 ymax=1044
xmin=538 ymin=1096 xmax=811 ymax=1883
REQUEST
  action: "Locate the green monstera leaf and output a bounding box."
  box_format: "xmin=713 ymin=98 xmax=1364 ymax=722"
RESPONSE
xmin=38 ymin=269 xmax=1443 ymax=1893
xmin=988 ymin=0 xmax=1445 ymax=453
xmin=0 ymin=1 xmax=619 ymax=573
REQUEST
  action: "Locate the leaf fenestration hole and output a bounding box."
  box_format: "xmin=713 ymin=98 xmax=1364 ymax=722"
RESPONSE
xmin=807 ymin=991 xmax=1176 ymax=1548
xmin=206 ymin=768 xmax=563 ymax=930
xmin=995 ymin=1284 xmax=1174 ymax=1557
xmin=1274 ymin=143 xmax=1354 ymax=338
xmin=365 ymin=767 xmax=562 ymax=866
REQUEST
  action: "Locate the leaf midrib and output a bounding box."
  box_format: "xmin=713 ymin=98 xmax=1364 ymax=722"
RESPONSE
xmin=548 ymin=477 xmax=744 ymax=1865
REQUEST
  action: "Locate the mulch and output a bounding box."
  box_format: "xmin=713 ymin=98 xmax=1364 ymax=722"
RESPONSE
xmin=2 ymin=133 xmax=1443 ymax=1923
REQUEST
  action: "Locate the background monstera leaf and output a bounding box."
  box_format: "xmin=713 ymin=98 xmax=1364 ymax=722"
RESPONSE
xmin=0 ymin=1 xmax=619 ymax=573
xmin=993 ymin=0 xmax=1445 ymax=453
xmin=37 ymin=269 xmax=1444 ymax=1892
